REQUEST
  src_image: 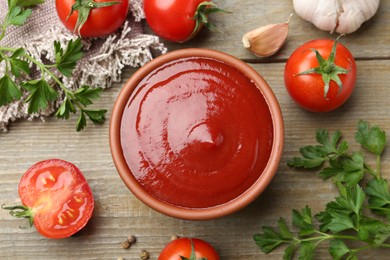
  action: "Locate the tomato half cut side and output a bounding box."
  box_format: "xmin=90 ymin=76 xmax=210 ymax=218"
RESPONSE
xmin=16 ymin=159 xmax=94 ymax=239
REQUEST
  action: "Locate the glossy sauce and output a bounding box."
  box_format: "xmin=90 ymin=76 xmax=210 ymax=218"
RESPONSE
xmin=120 ymin=57 xmax=273 ymax=208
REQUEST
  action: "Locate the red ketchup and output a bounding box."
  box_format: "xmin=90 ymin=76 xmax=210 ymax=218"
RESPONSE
xmin=120 ymin=57 xmax=273 ymax=208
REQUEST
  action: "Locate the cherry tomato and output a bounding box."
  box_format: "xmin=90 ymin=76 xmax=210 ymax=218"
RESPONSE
xmin=284 ymin=38 xmax=356 ymax=112
xmin=56 ymin=0 xmax=129 ymax=37
xmin=4 ymin=159 xmax=94 ymax=239
xmin=144 ymin=0 xmax=222 ymax=43
xmin=158 ymin=237 xmax=220 ymax=260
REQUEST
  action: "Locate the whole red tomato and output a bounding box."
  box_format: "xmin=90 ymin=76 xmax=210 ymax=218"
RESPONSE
xmin=144 ymin=0 xmax=223 ymax=43
xmin=158 ymin=237 xmax=220 ymax=260
xmin=284 ymin=38 xmax=356 ymax=112
xmin=56 ymin=0 xmax=129 ymax=37
xmin=3 ymin=159 xmax=94 ymax=239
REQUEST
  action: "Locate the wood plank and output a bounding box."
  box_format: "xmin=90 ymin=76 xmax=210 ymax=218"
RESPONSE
xmin=145 ymin=0 xmax=390 ymax=61
xmin=1 ymin=59 xmax=390 ymax=259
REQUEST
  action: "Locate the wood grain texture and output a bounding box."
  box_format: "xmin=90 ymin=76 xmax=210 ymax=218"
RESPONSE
xmin=1 ymin=0 xmax=390 ymax=259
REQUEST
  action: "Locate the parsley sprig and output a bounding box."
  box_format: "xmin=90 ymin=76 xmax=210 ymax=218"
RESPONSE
xmin=0 ymin=0 xmax=106 ymax=131
xmin=254 ymin=120 xmax=390 ymax=259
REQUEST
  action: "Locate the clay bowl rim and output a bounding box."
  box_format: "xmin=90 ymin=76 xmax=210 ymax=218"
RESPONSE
xmin=109 ymin=48 xmax=284 ymax=220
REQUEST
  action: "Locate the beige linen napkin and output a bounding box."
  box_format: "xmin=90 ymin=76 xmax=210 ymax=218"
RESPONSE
xmin=0 ymin=0 xmax=166 ymax=131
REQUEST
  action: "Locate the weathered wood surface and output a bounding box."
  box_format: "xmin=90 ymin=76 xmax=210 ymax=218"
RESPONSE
xmin=1 ymin=0 xmax=390 ymax=259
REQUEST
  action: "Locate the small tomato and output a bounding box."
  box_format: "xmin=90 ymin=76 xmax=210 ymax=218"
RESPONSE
xmin=158 ymin=237 xmax=220 ymax=260
xmin=144 ymin=0 xmax=225 ymax=43
xmin=56 ymin=0 xmax=129 ymax=37
xmin=284 ymin=37 xmax=356 ymax=112
xmin=3 ymin=159 xmax=94 ymax=239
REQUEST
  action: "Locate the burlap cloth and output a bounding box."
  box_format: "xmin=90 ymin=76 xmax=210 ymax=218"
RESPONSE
xmin=0 ymin=0 xmax=166 ymax=131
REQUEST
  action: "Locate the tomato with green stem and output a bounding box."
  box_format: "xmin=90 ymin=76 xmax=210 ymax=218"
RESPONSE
xmin=158 ymin=237 xmax=219 ymax=260
xmin=2 ymin=159 xmax=94 ymax=239
xmin=284 ymin=36 xmax=356 ymax=112
xmin=56 ymin=0 xmax=129 ymax=37
xmin=144 ymin=0 xmax=226 ymax=43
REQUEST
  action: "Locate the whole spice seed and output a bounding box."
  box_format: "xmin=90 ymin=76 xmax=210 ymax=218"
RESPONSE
xmin=242 ymin=14 xmax=292 ymax=57
xmin=127 ymin=235 xmax=137 ymax=245
xmin=140 ymin=250 xmax=150 ymax=260
xmin=121 ymin=240 xmax=131 ymax=249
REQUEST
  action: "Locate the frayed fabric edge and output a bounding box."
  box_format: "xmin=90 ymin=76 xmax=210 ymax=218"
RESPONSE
xmin=0 ymin=22 xmax=167 ymax=131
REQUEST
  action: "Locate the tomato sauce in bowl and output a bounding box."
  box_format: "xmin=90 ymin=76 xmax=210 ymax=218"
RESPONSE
xmin=110 ymin=49 xmax=284 ymax=219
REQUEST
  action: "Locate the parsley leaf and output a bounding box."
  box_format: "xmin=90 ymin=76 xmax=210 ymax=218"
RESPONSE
xmin=6 ymin=6 xmax=32 ymax=26
xmin=356 ymin=120 xmax=387 ymax=156
xmin=298 ymin=242 xmax=315 ymax=260
xmin=76 ymin=111 xmax=87 ymax=132
xmin=74 ymin=86 xmax=103 ymax=106
xmin=329 ymin=239 xmax=351 ymax=260
xmin=55 ymin=97 xmax=76 ymax=120
xmin=287 ymin=129 xmax=348 ymax=169
xmin=0 ymin=75 xmax=21 ymax=105
xmin=22 ymin=79 xmax=58 ymax=113
xmin=9 ymin=48 xmax=30 ymax=77
xmin=292 ymin=206 xmax=315 ymax=236
xmin=0 ymin=0 xmax=104 ymax=131
xmin=9 ymin=0 xmax=45 ymax=7
xmin=256 ymin=122 xmax=390 ymax=259
xmin=83 ymin=109 xmax=107 ymax=124
xmin=54 ymin=38 xmax=83 ymax=77
xmin=254 ymin=226 xmax=287 ymax=253
xmin=318 ymin=153 xmax=365 ymax=187
xmin=365 ymin=178 xmax=390 ymax=218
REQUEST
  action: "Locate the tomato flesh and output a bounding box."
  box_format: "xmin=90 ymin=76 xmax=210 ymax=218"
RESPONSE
xmin=56 ymin=0 xmax=129 ymax=37
xmin=158 ymin=238 xmax=220 ymax=260
xmin=18 ymin=159 xmax=94 ymax=239
xmin=284 ymin=39 xmax=356 ymax=112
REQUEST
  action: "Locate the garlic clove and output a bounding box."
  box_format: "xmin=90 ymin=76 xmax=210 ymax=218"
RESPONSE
xmin=242 ymin=15 xmax=291 ymax=57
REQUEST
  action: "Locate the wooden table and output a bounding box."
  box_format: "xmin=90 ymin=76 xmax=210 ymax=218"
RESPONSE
xmin=1 ymin=0 xmax=390 ymax=259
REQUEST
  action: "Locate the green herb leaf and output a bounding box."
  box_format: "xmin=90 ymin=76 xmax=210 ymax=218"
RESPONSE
xmin=335 ymin=185 xmax=365 ymax=215
xmin=22 ymin=79 xmax=58 ymax=113
xmin=298 ymin=241 xmax=315 ymax=260
xmin=329 ymin=239 xmax=350 ymax=260
xmin=6 ymin=6 xmax=32 ymax=26
xmin=76 ymin=111 xmax=87 ymax=132
xmin=83 ymin=109 xmax=107 ymax=124
xmin=283 ymin=244 xmax=296 ymax=260
xmin=373 ymin=225 xmax=390 ymax=246
xmin=55 ymin=97 xmax=76 ymax=120
xmin=10 ymin=0 xmax=44 ymax=7
xmin=256 ymin=121 xmax=390 ymax=259
xmin=74 ymin=86 xmax=103 ymax=106
xmin=54 ymin=38 xmax=83 ymax=77
xmin=0 ymin=75 xmax=21 ymax=106
xmin=287 ymin=129 xmax=348 ymax=169
xmin=318 ymin=154 xmax=364 ymax=187
xmin=254 ymin=227 xmax=287 ymax=253
xmin=355 ymin=120 xmax=387 ymax=156
xmin=358 ymin=217 xmax=386 ymax=243
xmin=0 ymin=74 xmax=22 ymax=106
xmin=292 ymin=206 xmax=315 ymax=236
xmin=365 ymin=178 xmax=390 ymax=218
xmin=278 ymin=217 xmax=293 ymax=239
xmin=9 ymin=56 xmax=30 ymax=77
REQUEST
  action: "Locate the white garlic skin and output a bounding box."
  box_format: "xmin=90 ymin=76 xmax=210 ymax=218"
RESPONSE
xmin=293 ymin=0 xmax=380 ymax=34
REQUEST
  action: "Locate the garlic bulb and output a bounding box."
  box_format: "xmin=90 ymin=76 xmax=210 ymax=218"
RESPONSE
xmin=242 ymin=15 xmax=291 ymax=57
xmin=293 ymin=0 xmax=380 ymax=34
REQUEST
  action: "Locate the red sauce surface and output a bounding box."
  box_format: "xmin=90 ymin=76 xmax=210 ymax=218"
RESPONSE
xmin=120 ymin=57 xmax=273 ymax=208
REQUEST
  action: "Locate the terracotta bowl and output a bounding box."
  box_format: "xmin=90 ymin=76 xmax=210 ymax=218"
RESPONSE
xmin=109 ymin=48 xmax=284 ymax=220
